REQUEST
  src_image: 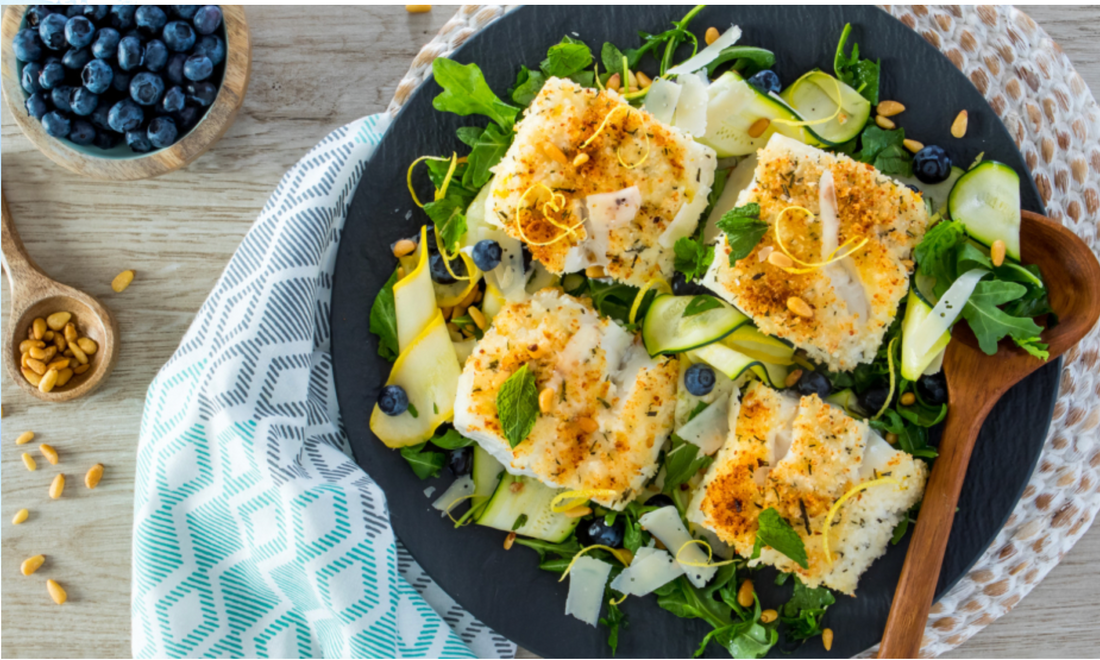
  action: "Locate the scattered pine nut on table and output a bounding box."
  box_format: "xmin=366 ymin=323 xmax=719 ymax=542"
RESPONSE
xmin=111 ymin=269 xmax=135 ymax=292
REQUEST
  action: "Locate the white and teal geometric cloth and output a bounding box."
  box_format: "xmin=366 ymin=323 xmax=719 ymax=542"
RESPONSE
xmin=132 ymin=114 xmax=516 ymax=659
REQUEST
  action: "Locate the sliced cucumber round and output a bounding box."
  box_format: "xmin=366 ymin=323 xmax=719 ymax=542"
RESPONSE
xmin=948 ymin=161 xmax=1021 ymax=261
xmin=642 ymin=294 xmax=749 ymax=357
xmin=471 ymin=445 xmax=505 ymax=521
xmin=696 ymin=71 xmax=817 ymax=158
xmin=780 ymin=71 xmax=870 ymax=146
xmin=476 ymin=473 xmax=580 ymax=543
xmin=688 ymin=342 xmax=788 ymax=389
xmin=720 ymin=324 xmax=795 ymax=365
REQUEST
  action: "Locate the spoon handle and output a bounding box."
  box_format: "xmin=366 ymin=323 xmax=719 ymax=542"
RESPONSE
xmin=1 ymin=191 xmax=46 ymax=300
xmin=878 ymin=395 xmax=998 ymax=658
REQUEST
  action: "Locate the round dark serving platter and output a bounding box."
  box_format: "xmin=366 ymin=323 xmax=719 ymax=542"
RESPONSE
xmin=332 ymin=6 xmax=1060 ymax=658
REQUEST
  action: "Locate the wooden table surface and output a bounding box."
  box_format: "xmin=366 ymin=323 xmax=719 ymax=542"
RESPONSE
xmin=1 ymin=6 xmax=1097 ymax=659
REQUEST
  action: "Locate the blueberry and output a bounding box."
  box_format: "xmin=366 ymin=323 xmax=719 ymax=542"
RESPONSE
xmin=64 ymin=16 xmax=95 ymax=49
xmin=174 ymin=105 xmax=199 ymax=130
xmin=192 ymin=6 xmax=223 ymax=35
xmin=378 ymin=385 xmax=410 ymax=416
xmin=913 ymin=145 xmax=952 ymax=185
xmin=37 ymin=61 xmax=66 ymax=90
xmin=748 ymin=69 xmax=782 ymax=95
xmin=111 ymin=70 xmax=131 ymax=93
xmin=82 ymin=59 xmax=114 ymax=94
xmin=70 ymin=87 xmax=98 ymax=116
xmin=794 ymin=370 xmax=831 ymax=398
xmin=161 ymin=21 xmax=196 ymax=52
xmin=93 ymin=128 xmax=122 ymax=150
xmin=143 ymin=39 xmax=169 ymax=71
xmin=65 ymin=7 xmax=84 ymax=18
xmin=38 ymin=13 xmax=68 ymax=51
xmin=183 ymin=53 xmax=213 ymax=81
xmin=125 ymin=128 xmax=153 ymax=153
xmin=62 ymin=47 xmax=92 ymax=71
xmin=472 ymin=240 xmax=503 ymax=271
xmin=147 ymin=115 xmax=177 ymax=148
xmin=51 ymin=86 xmax=74 ymax=113
xmin=41 ymin=110 xmax=71 ymax=138
xmin=671 ymin=270 xmax=714 ymax=297
xmin=905 ymin=183 xmax=921 ymax=194
xmin=915 ymin=372 xmax=947 ymax=406
xmin=117 ymin=35 xmax=144 ymax=71
xmin=25 ymin=6 xmax=56 ymax=28
xmin=684 ymin=363 xmax=716 ymax=396
xmin=170 ymin=5 xmax=200 ymax=20
xmin=89 ymin=102 xmax=112 ymax=131
xmin=643 ymin=494 xmax=674 ymax=509
xmin=21 ymin=62 xmax=44 ymax=93
xmin=92 ymin=27 xmax=120 ymax=59
xmin=130 ymin=72 xmax=165 ymax=106
xmin=192 ymin=34 xmax=224 ymax=65
xmin=184 ymin=80 xmax=217 ymax=107
xmin=165 ymin=53 xmax=187 ymax=85
xmin=109 ymin=5 xmax=136 ymax=30
xmin=135 ymin=5 xmax=167 ymax=34
xmin=68 ymin=119 xmax=96 ymax=145
xmin=429 ymin=252 xmax=467 ymax=284
xmin=577 ymin=517 xmax=625 ymax=548
xmin=13 ymin=29 xmax=44 ymax=62
xmin=81 ymin=5 xmax=110 ymax=22
xmin=107 ymin=98 xmax=143 ymax=132
xmin=24 ymin=92 xmax=50 ymax=120
xmin=447 ymin=447 xmax=473 ymax=477
xmin=857 ymin=384 xmax=890 ymax=415
xmin=161 ymin=85 xmax=185 ymax=113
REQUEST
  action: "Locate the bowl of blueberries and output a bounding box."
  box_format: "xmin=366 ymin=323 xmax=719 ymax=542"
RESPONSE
xmin=3 ymin=5 xmax=251 ymax=180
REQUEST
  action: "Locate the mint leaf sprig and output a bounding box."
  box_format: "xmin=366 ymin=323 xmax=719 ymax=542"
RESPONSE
xmin=497 ymin=364 xmax=540 ymax=448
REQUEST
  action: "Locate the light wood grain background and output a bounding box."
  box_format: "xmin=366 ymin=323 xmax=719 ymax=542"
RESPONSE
xmin=1 ymin=6 xmax=1097 ymax=659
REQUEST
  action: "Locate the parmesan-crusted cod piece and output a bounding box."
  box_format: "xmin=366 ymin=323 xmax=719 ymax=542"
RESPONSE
xmin=687 ymin=382 xmax=927 ymax=595
xmin=487 ymin=77 xmax=716 ymax=288
xmin=702 ymin=134 xmax=931 ymax=371
xmin=453 ymin=289 xmax=679 ymax=509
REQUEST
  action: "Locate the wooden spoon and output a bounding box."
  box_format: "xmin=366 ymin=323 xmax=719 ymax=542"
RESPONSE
xmin=879 ymin=210 xmax=1100 ymax=658
xmin=2 ymin=191 xmax=120 ymax=402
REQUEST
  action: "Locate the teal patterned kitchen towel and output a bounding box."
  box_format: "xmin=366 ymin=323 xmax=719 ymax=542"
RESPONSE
xmin=132 ymin=114 xmax=516 ymax=659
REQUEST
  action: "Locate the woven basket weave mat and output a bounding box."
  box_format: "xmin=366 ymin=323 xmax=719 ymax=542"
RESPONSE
xmin=386 ymin=5 xmax=1100 ymax=657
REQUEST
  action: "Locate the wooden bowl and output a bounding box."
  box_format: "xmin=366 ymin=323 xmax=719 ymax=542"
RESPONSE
xmin=0 ymin=5 xmax=252 ymax=181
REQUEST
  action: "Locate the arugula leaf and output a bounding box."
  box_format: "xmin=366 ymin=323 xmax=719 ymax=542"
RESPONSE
xmin=956 ymin=242 xmax=993 ymax=273
xmin=622 ymin=516 xmax=645 ymax=554
xmin=856 ymin=126 xmax=912 ymax=177
xmin=459 ymin=122 xmax=513 ymax=189
xmin=914 ymin=219 xmax=968 ymax=291
xmin=601 ymin=42 xmax=626 ymax=76
xmin=780 ymin=578 xmax=835 ymax=641
xmin=753 ymin=508 xmax=809 ymax=569
xmin=706 ymin=46 xmax=776 ymax=77
xmin=369 ymin=269 xmax=400 ymax=361
xmin=429 ymin=427 xmax=474 ymax=451
xmin=834 ymin=23 xmax=880 ymax=105
xmin=509 ymin=64 xmax=546 ymax=106
xmin=1014 ymin=335 xmax=1050 ymax=360
xmin=683 ymin=295 xmax=723 ymax=318
xmin=399 ymin=442 xmax=445 ymax=480
xmin=432 ymin=58 xmax=520 ymax=131
xmin=873 ymin=144 xmax=913 ymax=177
xmin=716 ymin=203 xmax=768 ymax=264
xmin=961 ymin=280 xmax=1043 ymax=355
xmin=514 ymin=535 xmax=582 ymax=560
xmin=541 ymin=36 xmax=593 ymax=78
xmin=423 ymin=197 xmax=468 ymax=253
xmin=891 ymin=504 xmax=919 ymax=545
xmin=584 ymin=278 xmax=657 ymax=327
xmin=662 ymin=436 xmax=713 ymax=495
xmin=600 ymin=596 xmax=627 ymax=655
xmin=657 ymin=565 xmax=738 ymax=630
xmin=497 ymin=365 xmax=540 ymax=447
xmin=674 ymin=236 xmax=715 ymax=283
xmin=870 ymin=409 xmax=938 ymax=459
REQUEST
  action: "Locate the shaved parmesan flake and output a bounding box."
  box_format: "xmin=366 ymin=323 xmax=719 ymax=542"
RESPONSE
xmin=432 ymin=475 xmax=474 ymax=515
xmin=564 ymin=187 xmax=642 ymax=272
xmin=675 ymin=393 xmax=730 ymax=455
xmin=639 ymin=506 xmax=717 ymax=587
xmin=610 ymin=546 xmax=684 ymax=597
xmin=667 ymin=25 xmax=743 ymax=76
xmin=912 ymin=268 xmax=987 ymax=357
xmin=644 ymin=77 xmax=682 ymax=125
xmin=672 ymin=72 xmax=709 ymax=137
xmin=423 ymin=486 xmax=436 ymax=498
xmin=564 ymin=555 xmax=613 ymax=626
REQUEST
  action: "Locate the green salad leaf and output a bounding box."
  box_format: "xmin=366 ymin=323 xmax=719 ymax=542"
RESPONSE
xmin=369 ymin=269 xmax=401 ymax=361
xmin=457 ymin=122 xmax=513 ymax=189
xmin=683 ymin=295 xmax=723 ymax=318
xmin=961 ymin=280 xmax=1044 ymax=355
xmin=497 ymin=365 xmax=540 ymax=448
xmin=600 ymin=596 xmax=627 ymax=655
xmin=429 ymin=427 xmax=474 ymax=451
xmin=706 ymin=46 xmax=776 ymax=78
xmin=509 ymin=64 xmax=546 ymax=106
xmin=541 ymin=36 xmax=593 ymax=78
xmin=752 ymin=508 xmax=809 ymax=569
xmin=662 ymin=435 xmax=714 ymax=495
xmin=780 ymin=578 xmax=835 ymax=641
xmin=674 ymin=236 xmax=715 ymax=283
xmin=399 ymin=442 xmax=445 ymax=480
xmin=716 ymin=203 xmax=768 ymax=264
xmin=834 ymin=23 xmax=880 ymax=105
xmin=870 ymin=409 xmax=938 ymax=459
xmin=856 ymin=126 xmax=912 ymax=177
xmin=423 ymin=197 xmax=468 ymax=253
xmin=1013 ymin=335 xmax=1050 ymax=360
xmin=432 ymin=58 xmax=520 ymax=131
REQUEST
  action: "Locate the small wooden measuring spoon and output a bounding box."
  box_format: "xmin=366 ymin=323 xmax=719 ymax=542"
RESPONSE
xmin=879 ymin=210 xmax=1100 ymax=658
xmin=2 ymin=191 xmax=119 ymax=402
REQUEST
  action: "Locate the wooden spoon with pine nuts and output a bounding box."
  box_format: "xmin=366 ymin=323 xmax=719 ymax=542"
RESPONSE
xmin=879 ymin=211 xmax=1100 ymax=657
xmin=2 ymin=192 xmax=120 ymax=402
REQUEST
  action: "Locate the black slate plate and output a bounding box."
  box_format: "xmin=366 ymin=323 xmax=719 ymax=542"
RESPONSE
xmin=332 ymin=6 xmax=1060 ymax=658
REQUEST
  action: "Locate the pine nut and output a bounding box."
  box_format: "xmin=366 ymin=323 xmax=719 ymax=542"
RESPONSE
xmin=47 ymin=579 xmax=67 ymax=605
xmin=64 ymin=322 xmax=77 ymax=343
xmin=32 ymin=318 xmax=46 ymax=339
xmin=585 ymin=266 xmax=606 ymax=278
xmin=822 ymin=628 xmax=834 ymax=652
xmin=46 ymin=358 xmax=70 ymax=372
xmin=757 ymin=245 xmax=774 ymax=262
xmin=509 ymin=480 xmax=525 ymax=494
xmin=767 ymin=251 xmax=794 ymax=269
xmin=504 ymin=531 xmax=517 ymax=550
xmin=22 ymin=453 xmax=37 ymax=472
xmin=542 ymin=142 xmax=569 ymax=165
xmin=13 ymin=508 xmax=29 ymax=525
xmin=16 ymin=431 xmax=35 ymax=445
xmin=112 ymin=269 xmax=135 ymax=292
xmin=876 ymin=100 xmax=905 ymax=117
xmin=607 ymin=73 xmax=621 ymax=92
xmin=747 ymin=117 xmax=771 ymax=138
xmin=49 ymin=474 xmax=65 ymax=499
xmin=45 ymin=330 xmax=56 ymax=342
xmin=452 ymin=304 xmax=469 ymax=321
xmin=626 ymin=70 xmax=637 ymax=89
xmin=636 ymin=71 xmax=653 ymax=89
xmin=903 ymin=138 xmax=924 ymax=154
xmin=29 ymin=346 xmax=47 ymax=360
xmin=405 ymin=5 xmax=431 ymax=13
xmin=787 ymin=296 xmax=815 ymax=318
xmin=46 ymin=311 xmax=71 ymax=331
xmin=705 ymin=26 xmax=720 ymax=46
xmin=392 ymin=239 xmax=417 ymax=258
xmin=900 ymin=392 xmax=916 ymax=406
xmin=78 ymin=338 xmax=99 ymax=355
xmin=39 ymin=369 xmax=59 ymax=393
xmin=63 ymin=349 xmax=74 ymax=357
xmin=21 ymin=352 xmax=31 ymax=369
xmin=26 ymin=358 xmax=47 ymax=376
xmin=784 ymin=369 xmax=804 ymax=388
xmin=573 ymin=153 xmax=590 ymax=167
xmin=875 ymin=115 xmax=896 ymax=130
xmin=886 ymin=432 xmax=898 ymax=445
xmin=737 ymin=579 xmax=755 ymax=608
xmin=54 ymin=334 xmax=67 ymax=350
xmin=73 ymin=364 xmax=91 ymax=375
xmin=56 ymin=368 xmax=74 ymax=387
xmin=760 ymin=608 xmax=778 ymax=624
xmin=577 ymin=417 xmax=599 ymax=434
xmin=448 ymin=329 xmax=464 ymax=343
xmin=563 ymin=506 xmax=592 ymax=518
xmin=539 ymin=387 xmax=556 ymax=413
xmin=42 ymin=346 xmax=57 ymax=363
xmin=469 ymin=306 xmax=487 ymax=330
xmin=39 ymin=444 xmax=59 ymax=465
xmin=69 ymin=341 xmax=89 ymax=365
xmin=460 ymin=286 xmax=479 ymax=308
xmin=396 ymin=266 xmax=406 ymax=279
xmin=951 ymin=110 xmax=968 ymax=138
xmin=21 ymin=555 xmax=45 ymax=576
xmin=991 ymin=239 xmax=1006 ymax=267
xmin=22 ymin=368 xmax=42 ymax=386
xmin=19 ymin=339 xmax=41 ymax=353
xmin=85 ymin=463 xmax=104 ymax=489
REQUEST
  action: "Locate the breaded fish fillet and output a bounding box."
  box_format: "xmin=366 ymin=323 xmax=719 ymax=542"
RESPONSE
xmin=702 ymin=134 xmax=931 ymax=371
xmin=453 ymin=289 xmax=679 ymax=510
xmin=487 ymin=77 xmax=716 ymax=288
